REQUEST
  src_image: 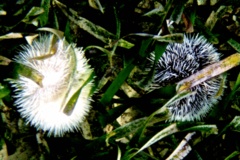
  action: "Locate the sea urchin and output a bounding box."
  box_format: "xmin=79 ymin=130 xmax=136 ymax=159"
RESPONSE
xmin=9 ymin=34 xmax=94 ymax=136
xmin=150 ymin=34 xmax=225 ymax=121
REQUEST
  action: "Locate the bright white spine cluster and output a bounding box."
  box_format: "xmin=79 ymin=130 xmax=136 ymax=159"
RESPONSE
xmin=151 ymin=34 xmax=225 ymax=121
xmin=9 ymin=34 xmax=94 ymax=136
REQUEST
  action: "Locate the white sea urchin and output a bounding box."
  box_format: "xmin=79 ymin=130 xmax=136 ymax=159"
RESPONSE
xmin=151 ymin=34 xmax=225 ymax=121
xmin=9 ymin=34 xmax=94 ymax=136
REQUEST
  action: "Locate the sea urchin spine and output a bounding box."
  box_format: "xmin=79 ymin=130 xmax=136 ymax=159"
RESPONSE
xmin=151 ymin=34 xmax=225 ymax=121
xmin=9 ymin=34 xmax=94 ymax=136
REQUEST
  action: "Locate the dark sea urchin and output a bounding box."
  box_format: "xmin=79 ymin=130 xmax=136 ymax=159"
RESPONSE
xmin=150 ymin=34 xmax=225 ymax=121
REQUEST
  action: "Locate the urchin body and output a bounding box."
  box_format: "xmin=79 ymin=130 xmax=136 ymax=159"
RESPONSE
xmin=151 ymin=35 xmax=224 ymax=121
xmin=10 ymin=35 xmax=93 ymax=136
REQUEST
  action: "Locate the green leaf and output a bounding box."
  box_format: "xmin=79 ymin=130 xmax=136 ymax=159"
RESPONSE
xmin=182 ymin=124 xmax=218 ymax=134
xmin=223 ymin=72 xmax=240 ymax=111
xmin=0 ymin=138 xmax=6 ymax=153
xmin=147 ymin=84 xmax=176 ymax=99
xmin=144 ymin=0 xmax=174 ymax=28
xmin=124 ymin=123 xmax=179 ymax=160
xmin=170 ymin=0 xmax=188 ymax=24
xmin=37 ymin=27 xmax=64 ymax=39
xmin=100 ymin=62 xmax=135 ymax=106
xmin=106 ymin=118 xmax=146 ymax=144
xmin=55 ymin=0 xmax=134 ymax=49
xmin=153 ymin=33 xmax=184 ymax=43
xmin=224 ymin=151 xmax=240 ymax=160
xmin=219 ymin=116 xmax=240 ymax=136
xmin=205 ymin=6 xmax=227 ymax=31
xmin=22 ymin=7 xmax=45 ymax=26
xmin=189 ymin=7 xmax=197 ymax=26
xmin=195 ymin=18 xmax=219 ymax=44
xmin=158 ymin=0 xmax=175 ymax=27
xmin=125 ymin=123 xmax=217 ymax=159
xmin=128 ymin=90 xmax=192 ymax=156
xmin=228 ymin=39 xmax=240 ymax=53
xmin=117 ymin=145 xmax=121 ymax=160
xmin=228 ymin=116 xmax=240 ymax=132
xmin=154 ymin=42 xmax=168 ymax=61
xmin=138 ymin=38 xmax=153 ymax=58
xmin=16 ymin=63 xmax=44 ymax=87
xmin=64 ymin=20 xmax=73 ymax=42
xmin=0 ymin=84 xmax=10 ymax=99
xmin=63 ymin=72 xmax=95 ymax=115
xmin=138 ymin=123 xmax=179 ymax=151
xmin=229 ymin=116 xmax=240 ymax=132
xmin=39 ymin=0 xmax=51 ymax=26
xmin=143 ymin=4 xmax=164 ymax=17
xmin=138 ymin=42 xmax=168 ymax=88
